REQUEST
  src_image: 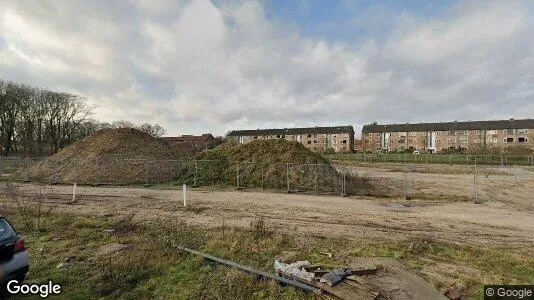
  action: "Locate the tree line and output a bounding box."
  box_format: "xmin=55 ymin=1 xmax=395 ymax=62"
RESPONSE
xmin=0 ymin=79 xmax=165 ymax=156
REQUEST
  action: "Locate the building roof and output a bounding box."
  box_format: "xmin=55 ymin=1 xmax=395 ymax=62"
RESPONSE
xmin=163 ymin=134 xmax=214 ymax=142
xmin=227 ymin=126 xmax=354 ymax=137
xmin=362 ymin=119 xmax=534 ymax=133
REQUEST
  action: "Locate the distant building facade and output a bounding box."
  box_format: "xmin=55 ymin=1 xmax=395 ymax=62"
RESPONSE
xmin=362 ymin=119 xmax=534 ymax=153
xmin=163 ymin=134 xmax=220 ymax=151
xmin=227 ymin=126 xmax=355 ymax=153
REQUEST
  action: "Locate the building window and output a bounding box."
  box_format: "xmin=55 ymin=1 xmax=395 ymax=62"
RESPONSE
xmin=504 ymin=129 xmax=515 ymax=135
xmin=459 ymin=130 xmax=468 ymax=136
xmin=459 ymin=137 xmax=468 ymax=144
xmin=490 ymin=138 xmax=498 ymax=144
xmin=412 ymin=139 xmax=417 ymax=143
xmin=447 ymin=138 xmax=456 ymax=143
xmin=474 ymin=139 xmax=480 ymax=144
xmin=448 ymin=131 xmax=455 ymax=136
xmin=518 ymin=137 xmax=528 ymax=143
xmin=488 ymin=130 xmax=497 ymax=135
xmin=435 ymin=139 xmax=441 ymax=144
xmin=342 ymin=140 xmax=347 ymax=144
xmin=505 ymin=137 xmax=514 ymax=143
xmin=518 ymin=129 xmax=529 ymax=134
xmin=409 ymin=132 xmax=416 ymax=136
xmin=313 ymin=140 xmax=318 ymax=144
xmin=307 ymin=141 xmax=311 ymax=144
xmin=307 ymin=134 xmax=312 ymax=138
xmin=474 ymin=130 xmax=480 ymax=135
xmin=421 ymin=140 xmax=426 ymax=144
xmin=398 ymin=138 xmax=406 ymax=144
xmin=253 ymin=136 xmax=258 ymax=139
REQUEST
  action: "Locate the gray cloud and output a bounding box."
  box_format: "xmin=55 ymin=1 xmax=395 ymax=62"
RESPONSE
xmin=0 ymin=0 xmax=533 ymax=137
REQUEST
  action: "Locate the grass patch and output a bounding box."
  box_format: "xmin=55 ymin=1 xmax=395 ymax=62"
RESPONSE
xmin=1 ymin=205 xmax=532 ymax=299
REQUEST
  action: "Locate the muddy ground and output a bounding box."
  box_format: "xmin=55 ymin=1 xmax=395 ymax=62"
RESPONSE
xmin=4 ymin=163 xmax=533 ymax=248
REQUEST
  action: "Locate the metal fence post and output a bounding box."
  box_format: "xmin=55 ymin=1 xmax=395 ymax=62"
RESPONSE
xmin=194 ymin=160 xmax=198 ymax=186
xmin=514 ymin=168 xmax=518 ymax=194
xmin=95 ymin=158 xmax=100 ymax=185
xmin=286 ymin=163 xmax=290 ymax=192
xmin=261 ymin=162 xmax=264 ymax=189
xmin=236 ymin=162 xmax=240 ymax=189
xmin=404 ymin=163 xmax=409 ymax=199
xmin=314 ymin=164 xmax=318 ymax=192
xmin=145 ymin=160 xmax=149 ymax=185
xmin=473 ymin=164 xmax=478 ymax=204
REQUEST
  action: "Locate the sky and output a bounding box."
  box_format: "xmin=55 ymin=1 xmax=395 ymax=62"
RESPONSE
xmin=0 ymin=0 xmax=533 ymax=137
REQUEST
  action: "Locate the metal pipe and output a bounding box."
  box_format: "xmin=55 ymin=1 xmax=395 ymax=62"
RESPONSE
xmin=173 ymin=245 xmax=319 ymax=293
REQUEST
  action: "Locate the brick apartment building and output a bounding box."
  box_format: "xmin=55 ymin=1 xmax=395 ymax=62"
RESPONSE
xmin=227 ymin=126 xmax=355 ymax=153
xmin=163 ymin=134 xmax=221 ymax=151
xmin=362 ymin=119 xmax=534 ymax=153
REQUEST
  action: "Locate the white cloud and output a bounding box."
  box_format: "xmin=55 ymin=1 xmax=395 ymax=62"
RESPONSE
xmin=0 ymin=0 xmax=532 ymax=136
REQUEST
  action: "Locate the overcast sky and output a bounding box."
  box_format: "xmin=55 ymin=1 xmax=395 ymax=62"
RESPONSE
xmin=1 ymin=0 xmax=533 ymax=137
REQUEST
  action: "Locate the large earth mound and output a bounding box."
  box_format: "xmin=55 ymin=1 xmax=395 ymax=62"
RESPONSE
xmin=196 ymin=140 xmax=371 ymax=194
xmin=15 ymin=128 xmax=181 ymax=184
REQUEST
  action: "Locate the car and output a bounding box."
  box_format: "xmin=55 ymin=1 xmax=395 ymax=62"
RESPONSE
xmin=0 ymin=216 xmax=29 ymax=287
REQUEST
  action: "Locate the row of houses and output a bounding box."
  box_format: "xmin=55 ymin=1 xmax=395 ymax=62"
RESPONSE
xmin=166 ymin=118 xmax=534 ymax=154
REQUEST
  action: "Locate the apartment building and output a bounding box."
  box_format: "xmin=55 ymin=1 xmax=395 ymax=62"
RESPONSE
xmin=362 ymin=119 xmax=534 ymax=153
xmin=227 ymin=126 xmax=354 ymax=153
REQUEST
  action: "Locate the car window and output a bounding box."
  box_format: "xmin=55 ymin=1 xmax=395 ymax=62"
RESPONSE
xmin=0 ymin=218 xmax=17 ymax=241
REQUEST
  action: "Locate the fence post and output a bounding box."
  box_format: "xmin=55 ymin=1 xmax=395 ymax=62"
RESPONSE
xmin=0 ymin=158 xmax=3 ymax=180
xmin=236 ymin=162 xmax=240 ymax=189
xmin=95 ymin=158 xmax=100 ymax=186
xmin=183 ymin=184 xmax=187 ymax=207
xmin=473 ymin=164 xmax=478 ymax=204
xmin=505 ymin=155 xmax=508 ymax=165
xmin=72 ymin=183 xmax=77 ymax=203
xmin=449 ymin=155 xmax=452 ymax=166
xmin=314 ymin=164 xmax=318 ymax=192
xmin=404 ymin=163 xmax=409 ymax=199
xmin=485 ymin=155 xmax=488 ymax=165
xmin=341 ymin=172 xmax=346 ymax=196
xmin=514 ymin=168 xmax=518 ymax=194
xmin=286 ymin=163 xmax=290 ymax=192
xmin=145 ymin=160 xmax=149 ymax=185
xmin=501 ymin=155 xmax=504 ymax=166
xmin=194 ymin=160 xmax=198 ymax=187
xmin=261 ymin=162 xmax=264 ymax=189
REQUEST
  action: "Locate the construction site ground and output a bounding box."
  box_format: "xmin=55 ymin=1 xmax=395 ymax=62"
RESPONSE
xmin=3 ymin=163 xmax=533 ymax=299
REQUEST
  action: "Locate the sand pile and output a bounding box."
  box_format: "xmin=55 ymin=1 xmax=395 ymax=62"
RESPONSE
xmin=15 ymin=128 xmax=182 ymax=184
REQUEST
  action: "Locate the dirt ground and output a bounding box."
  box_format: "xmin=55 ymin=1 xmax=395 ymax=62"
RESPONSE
xmin=6 ymin=165 xmax=534 ymax=248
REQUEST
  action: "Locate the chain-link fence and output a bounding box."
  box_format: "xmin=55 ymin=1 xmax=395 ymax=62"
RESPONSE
xmin=326 ymin=153 xmax=534 ymax=166
xmin=338 ymin=162 xmax=534 ymax=206
xmin=3 ymin=156 xmax=532 ymax=202
xmin=1 ymin=156 xmax=369 ymax=196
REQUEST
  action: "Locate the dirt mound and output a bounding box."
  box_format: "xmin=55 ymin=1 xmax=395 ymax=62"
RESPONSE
xmin=15 ymin=128 xmax=181 ymax=184
xmin=196 ymin=140 xmax=371 ymax=194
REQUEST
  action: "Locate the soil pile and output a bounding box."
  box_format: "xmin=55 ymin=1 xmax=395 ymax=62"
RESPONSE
xmin=196 ymin=140 xmax=372 ymax=194
xmin=15 ymin=128 xmax=182 ymax=184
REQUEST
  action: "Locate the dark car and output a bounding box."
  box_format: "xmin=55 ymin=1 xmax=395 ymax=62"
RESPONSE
xmin=0 ymin=216 xmax=29 ymax=286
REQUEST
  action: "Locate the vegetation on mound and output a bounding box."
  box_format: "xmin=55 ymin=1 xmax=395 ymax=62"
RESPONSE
xmin=195 ymin=140 xmax=372 ymax=194
xmin=14 ymin=128 xmax=184 ymax=184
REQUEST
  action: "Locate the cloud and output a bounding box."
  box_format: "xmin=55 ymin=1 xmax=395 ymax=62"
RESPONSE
xmin=0 ymin=0 xmax=532 ymax=137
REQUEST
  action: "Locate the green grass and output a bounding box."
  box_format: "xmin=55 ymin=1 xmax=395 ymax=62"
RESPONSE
xmin=325 ymin=153 xmax=534 ymax=166
xmin=2 ymin=207 xmax=533 ymax=299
